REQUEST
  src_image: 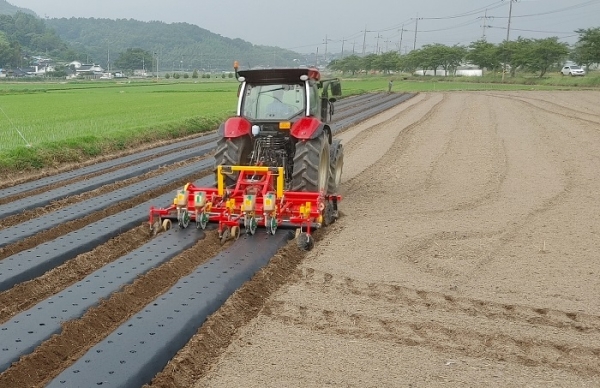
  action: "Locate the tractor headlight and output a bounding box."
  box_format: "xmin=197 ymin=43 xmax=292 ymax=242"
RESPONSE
xmin=251 ymin=125 xmax=260 ymax=136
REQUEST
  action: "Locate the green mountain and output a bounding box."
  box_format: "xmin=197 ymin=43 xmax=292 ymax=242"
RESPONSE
xmin=45 ymin=17 xmax=306 ymax=71
xmin=0 ymin=1 xmax=306 ymax=71
xmin=0 ymin=0 xmax=37 ymax=17
xmin=0 ymin=11 xmax=71 ymax=68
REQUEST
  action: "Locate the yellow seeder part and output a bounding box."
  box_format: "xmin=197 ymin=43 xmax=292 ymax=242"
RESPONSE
xmin=217 ymin=165 xmax=285 ymax=198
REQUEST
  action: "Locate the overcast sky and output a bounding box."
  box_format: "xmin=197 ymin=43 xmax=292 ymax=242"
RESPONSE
xmin=8 ymin=0 xmax=600 ymax=54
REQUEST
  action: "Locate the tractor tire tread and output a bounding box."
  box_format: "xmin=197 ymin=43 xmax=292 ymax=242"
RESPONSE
xmin=291 ymin=135 xmax=330 ymax=193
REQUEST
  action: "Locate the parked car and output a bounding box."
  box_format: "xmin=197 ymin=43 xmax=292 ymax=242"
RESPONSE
xmin=561 ymin=65 xmax=586 ymax=76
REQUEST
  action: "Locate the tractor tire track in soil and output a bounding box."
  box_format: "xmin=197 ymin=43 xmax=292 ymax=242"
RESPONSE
xmin=482 ymin=91 xmax=600 ymax=126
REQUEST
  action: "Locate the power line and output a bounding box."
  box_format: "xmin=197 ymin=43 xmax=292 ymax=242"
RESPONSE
xmin=492 ymin=0 xmax=600 ymax=18
xmin=418 ymin=18 xmax=482 ymax=33
xmin=488 ymin=26 xmax=575 ymax=34
xmin=419 ymin=1 xmax=505 ymax=20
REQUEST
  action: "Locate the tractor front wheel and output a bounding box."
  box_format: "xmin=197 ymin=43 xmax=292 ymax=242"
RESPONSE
xmin=213 ymin=136 xmax=252 ymax=187
xmin=291 ymin=135 xmax=330 ymax=193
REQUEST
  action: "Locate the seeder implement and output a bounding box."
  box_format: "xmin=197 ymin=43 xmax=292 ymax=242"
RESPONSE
xmin=149 ymin=165 xmax=340 ymax=250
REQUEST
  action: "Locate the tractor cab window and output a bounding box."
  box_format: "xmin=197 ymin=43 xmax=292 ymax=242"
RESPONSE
xmin=242 ymin=84 xmax=305 ymax=120
xmin=309 ymin=82 xmax=319 ymax=117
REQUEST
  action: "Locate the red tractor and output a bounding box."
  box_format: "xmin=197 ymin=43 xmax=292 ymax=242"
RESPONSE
xmin=215 ymin=66 xmax=343 ymax=194
xmin=150 ymin=66 xmax=343 ymax=250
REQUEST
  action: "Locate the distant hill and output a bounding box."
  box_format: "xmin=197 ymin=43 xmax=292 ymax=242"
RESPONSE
xmin=45 ymin=17 xmax=307 ymax=71
xmin=0 ymin=0 xmax=37 ymax=16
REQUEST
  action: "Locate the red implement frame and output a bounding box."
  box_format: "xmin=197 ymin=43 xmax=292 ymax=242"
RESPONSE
xmin=149 ymin=165 xmax=340 ymax=242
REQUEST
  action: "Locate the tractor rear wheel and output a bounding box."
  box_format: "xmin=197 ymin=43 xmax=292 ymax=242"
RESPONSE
xmin=291 ymin=135 xmax=330 ymax=193
xmin=327 ymin=140 xmax=344 ymax=194
xmin=213 ymin=136 xmax=252 ymax=187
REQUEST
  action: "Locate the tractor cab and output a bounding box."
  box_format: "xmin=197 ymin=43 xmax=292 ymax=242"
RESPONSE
xmin=236 ymin=68 xmax=339 ymax=125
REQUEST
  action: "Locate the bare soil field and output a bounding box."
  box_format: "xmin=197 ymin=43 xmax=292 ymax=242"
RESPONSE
xmin=2 ymin=91 xmax=600 ymax=387
xmin=157 ymin=91 xmax=600 ymax=387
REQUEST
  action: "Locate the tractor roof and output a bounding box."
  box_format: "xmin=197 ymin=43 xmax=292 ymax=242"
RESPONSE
xmin=237 ymin=68 xmax=321 ymax=83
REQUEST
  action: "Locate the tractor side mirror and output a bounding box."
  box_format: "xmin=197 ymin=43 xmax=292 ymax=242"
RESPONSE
xmin=331 ymin=82 xmax=342 ymax=97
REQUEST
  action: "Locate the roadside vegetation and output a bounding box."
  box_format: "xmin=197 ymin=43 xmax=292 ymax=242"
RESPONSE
xmin=341 ymin=71 xmax=600 ymax=94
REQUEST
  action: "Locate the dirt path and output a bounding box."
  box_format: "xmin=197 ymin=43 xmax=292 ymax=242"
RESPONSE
xmin=188 ymin=91 xmax=600 ymax=387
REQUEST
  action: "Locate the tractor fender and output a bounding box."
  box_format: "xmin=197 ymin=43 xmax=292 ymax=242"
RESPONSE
xmin=219 ymin=117 xmax=252 ymax=138
xmin=291 ymin=117 xmax=331 ymax=143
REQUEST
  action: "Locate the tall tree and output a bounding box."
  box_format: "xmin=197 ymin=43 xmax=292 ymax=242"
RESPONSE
xmin=498 ymin=39 xmax=521 ymax=77
xmin=467 ymin=40 xmax=500 ymax=75
xmin=525 ymin=37 xmax=569 ymax=77
xmin=572 ymin=27 xmax=600 ymax=71
xmin=0 ymin=31 xmax=19 ymax=67
xmin=374 ymin=51 xmax=400 ymax=74
xmin=439 ymin=44 xmax=466 ymax=76
xmin=114 ymin=48 xmax=153 ymax=73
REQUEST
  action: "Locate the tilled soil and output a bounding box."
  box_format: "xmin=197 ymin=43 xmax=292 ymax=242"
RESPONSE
xmin=153 ymin=91 xmax=600 ymax=387
xmin=2 ymin=91 xmax=600 ymax=388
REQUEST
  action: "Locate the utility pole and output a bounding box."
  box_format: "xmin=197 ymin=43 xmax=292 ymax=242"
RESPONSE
xmin=413 ymin=15 xmax=422 ymax=51
xmin=398 ymin=24 xmax=404 ymax=54
xmin=506 ymin=1 xmax=516 ymax=42
xmin=362 ymin=25 xmax=367 ymax=56
xmin=341 ymin=37 xmax=347 ymax=58
xmin=352 ymin=40 xmax=356 ymax=55
xmin=324 ymin=34 xmax=328 ymax=64
xmin=502 ymin=0 xmax=518 ymax=82
xmin=375 ymin=34 xmax=383 ymax=55
xmin=385 ymin=39 xmax=392 ymax=53
xmin=481 ymin=9 xmax=488 ymax=40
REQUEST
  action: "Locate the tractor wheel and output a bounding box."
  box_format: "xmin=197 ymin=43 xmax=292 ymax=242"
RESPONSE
xmin=291 ymin=134 xmax=330 ymax=193
xmin=213 ymin=136 xmax=252 ymax=187
xmin=327 ymin=140 xmax=344 ymax=194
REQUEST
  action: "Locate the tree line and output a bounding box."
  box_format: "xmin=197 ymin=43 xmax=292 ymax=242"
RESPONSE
xmin=328 ymin=28 xmax=600 ymax=78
